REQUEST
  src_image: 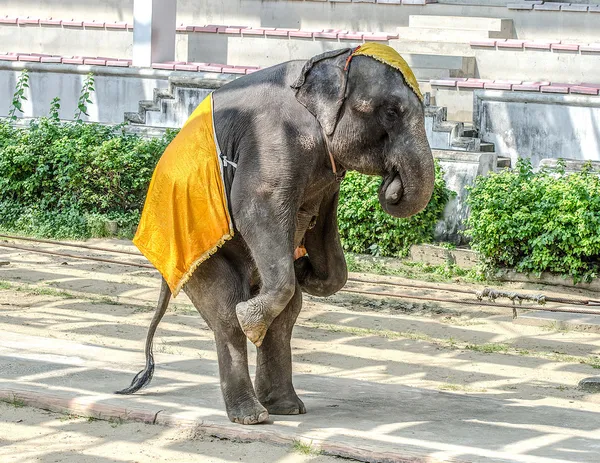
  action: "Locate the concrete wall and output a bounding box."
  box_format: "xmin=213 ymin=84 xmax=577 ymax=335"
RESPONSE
xmin=433 ymin=150 xmax=497 ymax=243
xmin=0 ymin=62 xmax=169 ymax=123
xmin=0 ymin=25 xmax=133 ymax=61
xmin=6 ymin=1 xmax=600 ymax=43
xmin=4 ymin=0 xmax=133 ymax=23
xmin=474 ymin=90 xmax=600 ymax=167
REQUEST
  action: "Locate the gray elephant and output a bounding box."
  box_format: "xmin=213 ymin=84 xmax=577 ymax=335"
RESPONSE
xmin=118 ymin=44 xmax=435 ymax=425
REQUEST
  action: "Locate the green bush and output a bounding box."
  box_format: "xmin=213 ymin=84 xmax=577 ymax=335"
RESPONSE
xmin=0 ymin=117 xmax=177 ymax=239
xmin=467 ymin=159 xmax=600 ymax=282
xmin=337 ymin=161 xmax=452 ymax=257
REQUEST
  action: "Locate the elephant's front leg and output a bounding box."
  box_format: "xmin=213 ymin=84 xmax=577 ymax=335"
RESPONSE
xmin=294 ymin=189 xmax=348 ymax=297
xmin=234 ymin=196 xmax=297 ymax=347
xmin=255 ymin=283 xmax=306 ymax=415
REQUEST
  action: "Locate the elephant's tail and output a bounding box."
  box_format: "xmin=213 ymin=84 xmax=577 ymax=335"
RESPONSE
xmin=115 ymin=278 xmax=171 ymax=395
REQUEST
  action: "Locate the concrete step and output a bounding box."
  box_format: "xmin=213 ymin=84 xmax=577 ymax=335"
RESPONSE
xmin=480 ymin=142 xmax=496 ymax=152
xmin=408 ymin=15 xmax=513 ymax=37
xmin=424 ymin=104 xmax=491 ymax=152
xmin=497 ymin=155 xmax=512 ymax=168
xmin=397 ymin=26 xmax=512 ymax=42
xmin=390 ymin=39 xmax=474 ymax=57
xmin=183 ymin=36 xmax=476 ymax=78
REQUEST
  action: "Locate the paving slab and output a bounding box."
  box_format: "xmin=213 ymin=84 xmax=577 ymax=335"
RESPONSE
xmin=2 ymin=329 xmax=600 ymax=463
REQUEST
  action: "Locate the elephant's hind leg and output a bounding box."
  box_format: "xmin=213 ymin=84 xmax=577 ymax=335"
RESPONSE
xmin=184 ymin=254 xmax=268 ymax=425
xmin=255 ymin=283 xmax=306 ymax=415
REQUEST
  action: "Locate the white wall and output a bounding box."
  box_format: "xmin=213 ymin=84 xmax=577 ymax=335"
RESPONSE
xmin=475 ymin=90 xmax=600 ymax=167
xmin=5 ymin=1 xmax=600 ymax=42
xmin=0 ymin=63 xmax=168 ymax=123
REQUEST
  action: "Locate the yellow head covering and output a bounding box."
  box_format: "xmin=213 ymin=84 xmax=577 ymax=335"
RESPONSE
xmin=349 ymin=43 xmax=423 ymax=102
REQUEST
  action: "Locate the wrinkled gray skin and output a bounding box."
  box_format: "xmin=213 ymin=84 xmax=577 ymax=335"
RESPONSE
xmin=117 ymin=48 xmax=435 ymax=425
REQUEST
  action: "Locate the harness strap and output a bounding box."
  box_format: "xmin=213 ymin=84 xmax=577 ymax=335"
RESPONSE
xmin=221 ymin=155 xmax=237 ymax=169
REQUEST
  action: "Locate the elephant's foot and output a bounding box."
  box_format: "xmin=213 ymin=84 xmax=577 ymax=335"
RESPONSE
xmin=236 ymin=300 xmax=273 ymax=347
xmin=264 ymin=397 xmax=306 ymax=416
xmin=227 ymin=399 xmax=270 ymax=425
xmin=258 ymin=390 xmax=306 ymax=415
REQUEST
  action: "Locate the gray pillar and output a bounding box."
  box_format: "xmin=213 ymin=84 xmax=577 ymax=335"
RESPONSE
xmin=133 ymin=0 xmax=177 ymax=67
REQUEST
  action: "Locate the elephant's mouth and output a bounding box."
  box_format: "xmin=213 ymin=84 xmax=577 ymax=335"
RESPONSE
xmin=379 ymin=172 xmax=404 ymax=210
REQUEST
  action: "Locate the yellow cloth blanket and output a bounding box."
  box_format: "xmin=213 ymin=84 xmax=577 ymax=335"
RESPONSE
xmin=133 ymin=94 xmax=233 ymax=297
xmin=349 ymin=43 xmax=424 ymax=102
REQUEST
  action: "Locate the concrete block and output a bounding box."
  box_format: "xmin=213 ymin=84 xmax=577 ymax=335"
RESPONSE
xmin=561 ymin=4 xmax=589 ymax=12
xmin=484 ymin=82 xmax=513 ymax=90
xmin=512 ymin=82 xmax=543 ymax=91
xmin=289 ymin=30 xmax=313 ymax=38
xmin=106 ymin=60 xmax=131 ymax=67
xmin=377 ymin=0 xmax=402 ymax=4
xmin=457 ymin=79 xmax=485 ymax=89
xmin=430 ymin=79 xmax=456 ymax=87
xmin=402 ymin=0 xmax=437 ymax=4
xmin=40 ymin=19 xmax=62 ymax=26
xmin=338 ymin=32 xmax=364 ymax=40
xmin=196 ymin=64 xmax=223 ymax=72
xmin=540 ymin=85 xmax=569 ymax=94
xmin=84 ymin=21 xmax=106 ymax=28
xmin=551 ymin=42 xmax=580 ymax=51
xmin=0 ymin=17 xmax=17 ymax=24
xmin=314 ymin=31 xmax=338 ymax=39
xmin=470 ymin=39 xmax=497 ymax=47
xmin=40 ymin=56 xmax=62 ymax=63
xmin=523 ymin=41 xmax=552 ymax=50
xmin=265 ymin=29 xmax=289 ymax=36
xmin=241 ymin=28 xmax=264 ymax=36
xmin=533 ymin=3 xmax=562 ymax=11
xmin=106 ymin=22 xmax=128 ymax=29
xmin=62 ymin=20 xmax=84 ymax=27
xmin=84 ymin=58 xmax=107 ymax=66
xmin=62 ymin=57 xmax=84 ymax=64
xmin=18 ymin=55 xmax=42 ymax=62
xmin=581 ymin=44 xmax=600 ymax=53
xmin=174 ymin=63 xmax=198 ymax=71
xmin=570 ymin=86 xmax=600 ymax=95
xmin=353 ymin=0 xmax=376 ymax=3
xmin=507 ymin=3 xmax=534 ymax=10
xmin=17 ymin=17 xmax=40 ymax=25
xmin=497 ymin=39 xmax=524 ymax=48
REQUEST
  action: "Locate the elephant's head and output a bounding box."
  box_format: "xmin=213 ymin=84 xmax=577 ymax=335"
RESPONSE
xmin=292 ymin=45 xmax=435 ymax=218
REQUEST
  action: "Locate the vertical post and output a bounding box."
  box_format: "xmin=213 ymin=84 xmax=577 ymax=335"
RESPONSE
xmin=133 ymin=0 xmax=177 ymax=67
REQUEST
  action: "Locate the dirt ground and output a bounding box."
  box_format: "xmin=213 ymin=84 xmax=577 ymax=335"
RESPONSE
xmin=2 ymin=238 xmax=600 ymax=462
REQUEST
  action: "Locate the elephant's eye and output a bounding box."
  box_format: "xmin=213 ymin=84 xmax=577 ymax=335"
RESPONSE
xmin=384 ymin=107 xmax=399 ymax=120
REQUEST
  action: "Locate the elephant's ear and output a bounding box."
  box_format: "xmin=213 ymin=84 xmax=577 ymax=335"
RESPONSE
xmin=291 ymin=48 xmax=353 ymax=136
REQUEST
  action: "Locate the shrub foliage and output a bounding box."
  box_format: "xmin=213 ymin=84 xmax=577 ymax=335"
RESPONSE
xmin=467 ymin=159 xmax=600 ymax=282
xmin=337 ymin=162 xmax=451 ymax=257
xmin=0 ymin=118 xmax=176 ymax=238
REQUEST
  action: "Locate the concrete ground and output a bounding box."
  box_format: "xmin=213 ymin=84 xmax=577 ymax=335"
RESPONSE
xmin=1 ymin=239 xmax=600 ymax=463
xmin=0 ymin=402 xmax=342 ymax=463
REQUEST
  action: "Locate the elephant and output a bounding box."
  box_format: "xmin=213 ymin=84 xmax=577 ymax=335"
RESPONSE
xmin=117 ymin=45 xmax=435 ymax=425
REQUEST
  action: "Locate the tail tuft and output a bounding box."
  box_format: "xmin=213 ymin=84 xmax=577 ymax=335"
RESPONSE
xmin=115 ymin=358 xmax=155 ymax=395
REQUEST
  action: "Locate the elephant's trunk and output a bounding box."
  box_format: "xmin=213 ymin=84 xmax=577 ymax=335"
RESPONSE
xmin=378 ymin=134 xmax=435 ymax=218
